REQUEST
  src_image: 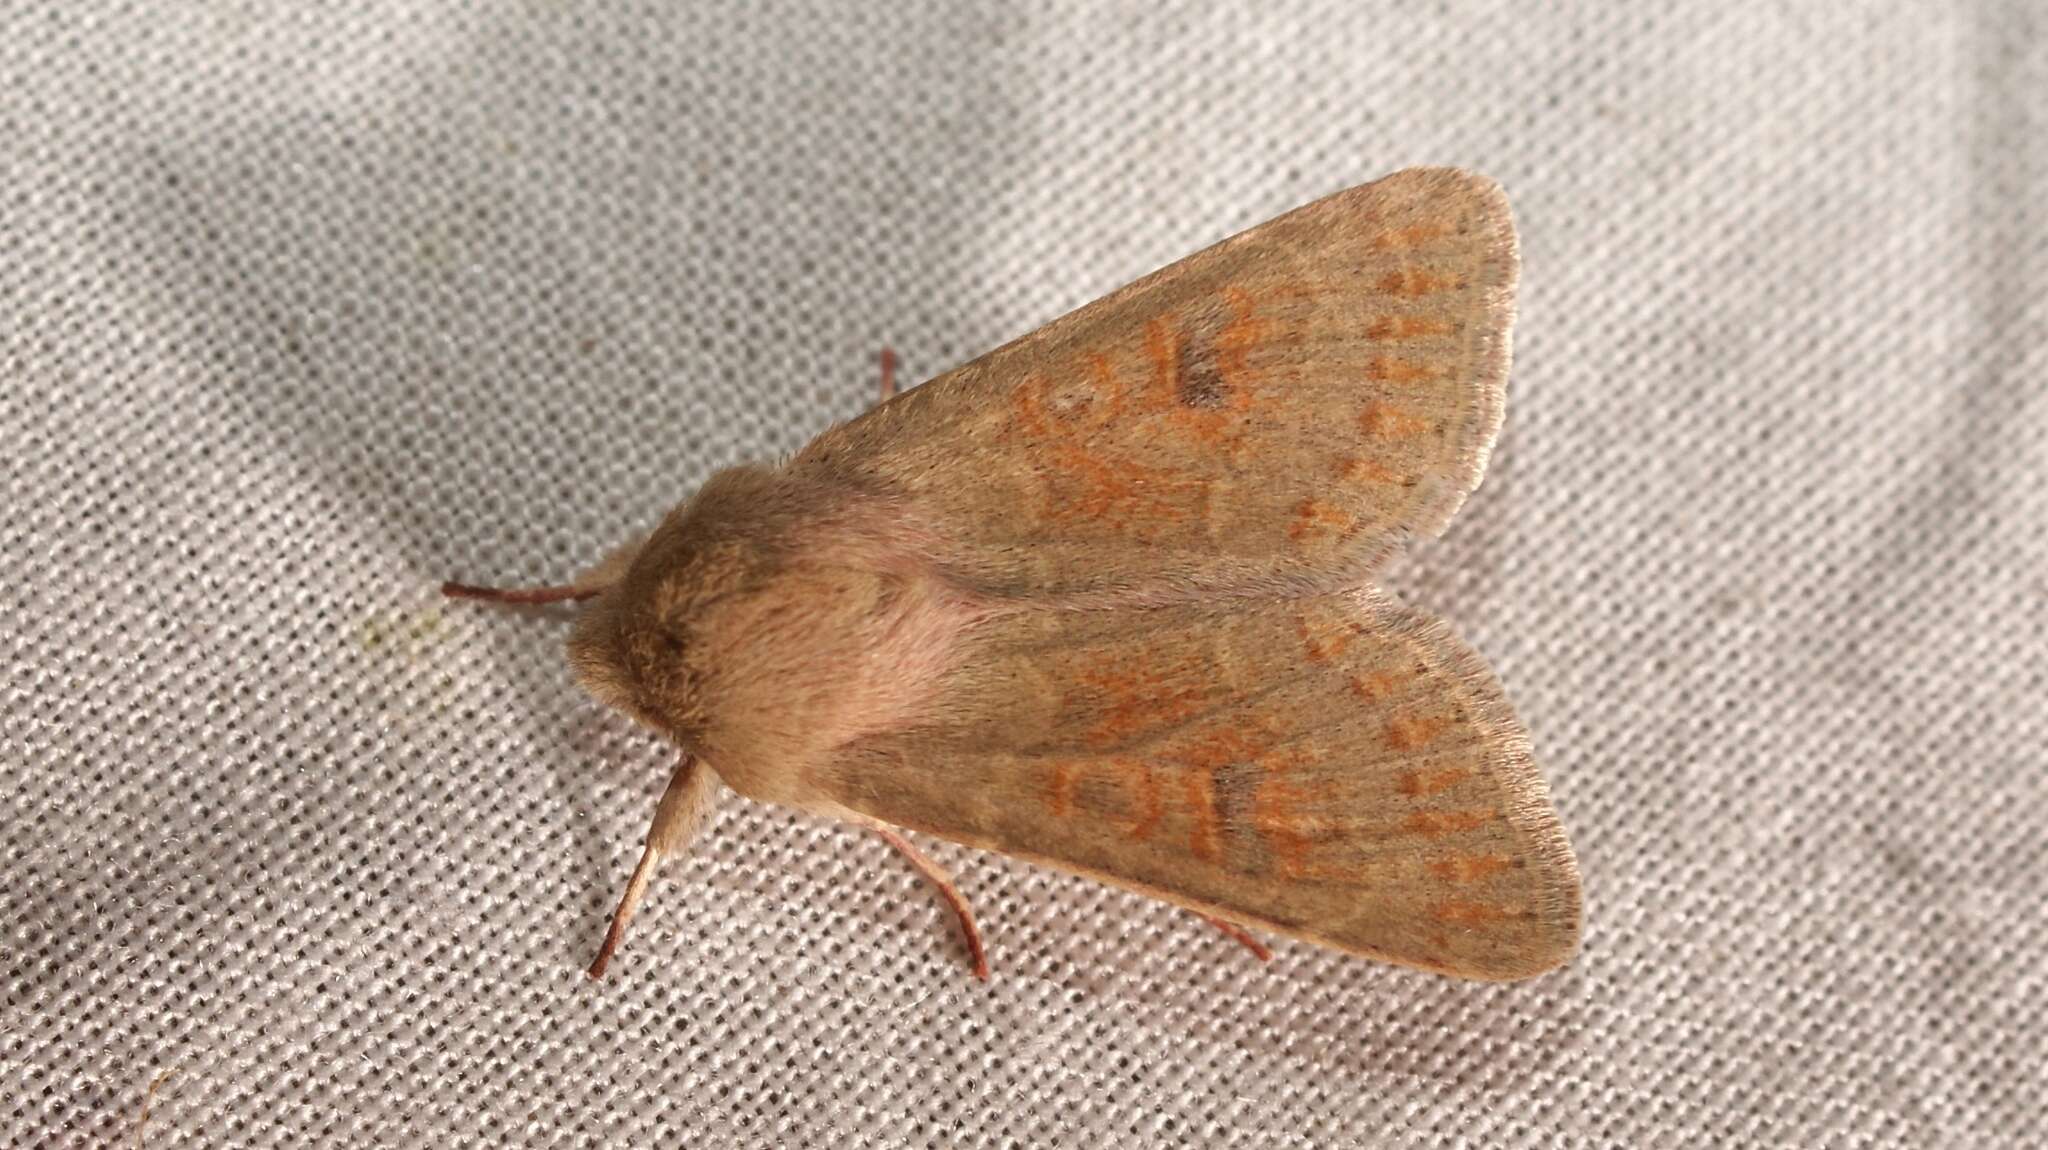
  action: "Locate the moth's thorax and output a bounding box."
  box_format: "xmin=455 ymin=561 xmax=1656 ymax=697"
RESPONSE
xmin=567 ymin=462 xmax=984 ymax=808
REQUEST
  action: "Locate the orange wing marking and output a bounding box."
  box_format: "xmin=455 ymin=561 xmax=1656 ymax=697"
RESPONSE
xmin=1337 ymin=455 xmax=1409 ymax=486
xmin=1047 ymin=763 xmax=1077 ymax=817
xmin=1395 ymin=766 xmax=1469 ymax=796
xmin=1288 ymin=497 xmax=1357 ymax=545
xmin=1008 ymin=303 xmax=1274 ymax=533
xmin=1160 ymin=720 xmax=1281 ymax=865
xmin=1376 ymin=267 xmax=1463 ymax=296
xmin=1372 ymin=221 xmax=1454 ymax=250
xmin=1180 ymin=765 xmax=1222 ymax=862
xmin=1142 ymin=293 xmax=1265 ymax=450
xmin=1359 ymin=402 xmax=1430 ymax=440
xmin=1383 ymin=714 xmax=1450 ymax=752
xmin=1014 ymin=372 xmax=1208 ymax=533
xmin=1123 ymin=759 xmax=1164 ymax=840
xmin=1366 ymin=315 xmax=1456 ymax=341
xmin=1365 ymin=356 xmax=1445 ymax=384
xmin=1214 ymin=288 xmax=1267 ymax=387
xmin=1073 ymin=653 xmax=1208 ymax=750
xmin=1351 ymin=669 xmax=1406 ymax=702
xmin=1294 ymin=614 xmax=1355 ymax=663
xmin=1243 ymin=734 xmax=1347 ymax=881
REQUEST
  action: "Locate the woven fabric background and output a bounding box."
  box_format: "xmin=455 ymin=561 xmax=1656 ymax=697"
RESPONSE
xmin=5 ymin=2 xmax=2043 ymax=1146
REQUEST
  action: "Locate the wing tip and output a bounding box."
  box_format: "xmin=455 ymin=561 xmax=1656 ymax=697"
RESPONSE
xmin=1401 ymin=168 xmax=1520 ymax=545
xmin=1309 ymin=168 xmax=1520 ymax=549
xmin=1350 ymin=587 xmax=1583 ymax=981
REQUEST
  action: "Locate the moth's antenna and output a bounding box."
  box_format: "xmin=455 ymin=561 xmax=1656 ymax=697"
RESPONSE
xmin=441 ymin=581 xmax=602 ymax=605
xmin=588 ymin=752 xmax=718 ymax=979
xmin=877 ymin=347 xmax=899 ymax=403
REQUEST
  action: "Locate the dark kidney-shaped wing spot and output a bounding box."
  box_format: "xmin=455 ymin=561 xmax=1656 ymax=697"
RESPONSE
xmin=1174 ymin=323 xmax=1227 ymax=408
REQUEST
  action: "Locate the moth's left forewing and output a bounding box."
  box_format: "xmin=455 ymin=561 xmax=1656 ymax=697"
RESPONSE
xmin=814 ymin=590 xmax=1580 ymax=980
xmin=792 ymin=167 xmax=1519 ymax=599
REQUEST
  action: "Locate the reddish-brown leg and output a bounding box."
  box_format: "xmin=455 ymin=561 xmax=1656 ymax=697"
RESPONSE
xmin=1196 ymin=912 xmax=1274 ymax=962
xmin=441 ymin=580 xmax=601 ymax=605
xmin=877 ymin=347 xmax=898 ymax=403
xmin=872 ymin=826 xmax=989 ymax=981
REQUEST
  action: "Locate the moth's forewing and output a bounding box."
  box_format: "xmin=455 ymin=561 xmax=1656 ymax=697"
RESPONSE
xmin=794 ymin=167 xmax=1518 ymax=599
xmin=818 ymin=590 xmax=1579 ymax=979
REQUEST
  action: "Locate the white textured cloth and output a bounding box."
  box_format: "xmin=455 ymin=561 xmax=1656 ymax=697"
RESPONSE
xmin=5 ymin=3 xmax=2043 ymax=1146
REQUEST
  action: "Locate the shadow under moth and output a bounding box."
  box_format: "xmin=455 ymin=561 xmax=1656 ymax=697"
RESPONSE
xmin=446 ymin=167 xmax=1582 ymax=982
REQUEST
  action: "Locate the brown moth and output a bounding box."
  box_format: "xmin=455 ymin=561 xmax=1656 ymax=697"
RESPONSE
xmin=446 ymin=167 xmax=1581 ymax=982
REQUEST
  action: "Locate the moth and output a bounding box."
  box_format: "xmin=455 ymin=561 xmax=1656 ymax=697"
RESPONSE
xmin=446 ymin=167 xmax=1581 ymax=982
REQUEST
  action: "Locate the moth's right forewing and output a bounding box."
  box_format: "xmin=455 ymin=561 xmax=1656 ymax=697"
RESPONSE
xmin=795 ymin=167 xmax=1518 ymax=599
xmin=815 ymin=591 xmax=1580 ymax=980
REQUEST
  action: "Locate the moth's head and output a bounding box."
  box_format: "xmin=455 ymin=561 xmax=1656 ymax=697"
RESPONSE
xmin=566 ymin=587 xmax=669 ymax=734
xmin=567 ymin=466 xmax=781 ymax=743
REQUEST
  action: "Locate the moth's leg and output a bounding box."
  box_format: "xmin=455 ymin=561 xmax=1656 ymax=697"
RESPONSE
xmin=441 ymin=581 xmax=601 ymax=605
xmin=587 ymin=752 xmax=720 ymax=979
xmin=876 ymin=347 xmax=898 ymax=404
xmin=1194 ymin=912 xmax=1274 ymax=963
xmin=871 ymin=826 xmax=990 ymax=981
